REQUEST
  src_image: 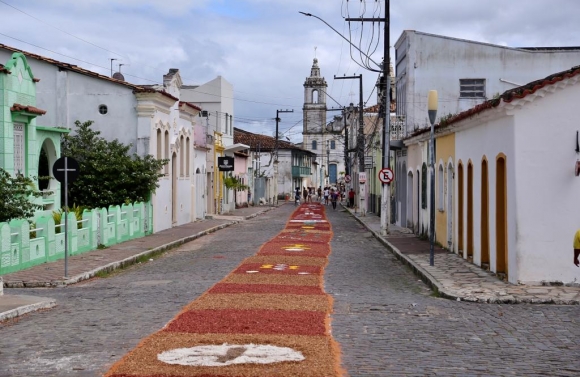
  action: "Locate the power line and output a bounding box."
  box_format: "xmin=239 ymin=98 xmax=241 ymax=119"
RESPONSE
xmin=0 ymin=0 xmax=127 ymax=59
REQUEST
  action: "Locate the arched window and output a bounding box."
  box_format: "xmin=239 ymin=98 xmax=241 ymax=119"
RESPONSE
xmin=180 ymin=135 xmax=184 ymax=177
xmin=186 ymin=137 xmax=190 ymax=177
xmin=312 ymin=140 xmax=317 ymax=150
xmin=164 ymin=130 xmax=169 ymax=175
xmin=313 ymin=90 xmax=319 ymax=103
xmin=156 ymin=129 xmax=162 ymax=160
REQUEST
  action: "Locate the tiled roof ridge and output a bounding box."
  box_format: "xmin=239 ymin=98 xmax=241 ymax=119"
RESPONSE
xmin=407 ymin=65 xmax=580 ymax=139
xmin=11 ymin=103 xmax=46 ymax=115
xmin=133 ymin=87 xmax=179 ymax=102
xmin=0 ymin=43 xmax=144 ymax=90
xmin=234 ymin=128 xmax=313 ymax=154
xmin=179 ymin=101 xmax=202 ymax=111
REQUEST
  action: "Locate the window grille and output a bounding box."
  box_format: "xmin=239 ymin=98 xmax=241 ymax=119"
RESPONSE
xmin=14 ymin=123 xmax=24 ymax=174
xmin=460 ymin=79 xmax=485 ymax=98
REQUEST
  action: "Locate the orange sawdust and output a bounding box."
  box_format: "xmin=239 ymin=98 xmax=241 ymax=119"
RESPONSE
xmin=105 ymin=203 xmax=344 ymax=377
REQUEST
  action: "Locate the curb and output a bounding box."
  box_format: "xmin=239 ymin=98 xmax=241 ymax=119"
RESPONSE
xmin=345 ymin=207 xmax=580 ymax=305
xmin=0 ymin=296 xmax=57 ymax=322
xmin=3 ymin=221 xmax=239 ymax=288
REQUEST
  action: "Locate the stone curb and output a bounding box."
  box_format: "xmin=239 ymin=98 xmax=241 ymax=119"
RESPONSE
xmin=3 ymin=221 xmax=239 ymax=288
xmin=0 ymin=296 xmax=56 ymax=322
xmin=343 ymin=206 xmax=580 ymax=305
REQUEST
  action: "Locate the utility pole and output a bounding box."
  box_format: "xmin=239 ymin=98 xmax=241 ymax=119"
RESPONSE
xmin=346 ymin=0 xmax=390 ymax=234
xmin=275 ymin=109 xmax=294 ymax=159
xmin=335 ymin=74 xmax=364 ymax=212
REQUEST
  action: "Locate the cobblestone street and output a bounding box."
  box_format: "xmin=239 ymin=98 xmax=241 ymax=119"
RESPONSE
xmin=325 ymin=207 xmax=580 ymax=376
xmin=1 ymin=204 xmax=579 ymax=376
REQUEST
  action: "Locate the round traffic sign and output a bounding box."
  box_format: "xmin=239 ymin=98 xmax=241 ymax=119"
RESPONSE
xmin=344 ymin=174 xmax=351 ymax=183
xmin=378 ymin=168 xmax=394 ymax=184
xmin=53 ymin=156 xmax=80 ymax=183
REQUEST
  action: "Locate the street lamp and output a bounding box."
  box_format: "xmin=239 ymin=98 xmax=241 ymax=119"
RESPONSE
xmin=428 ymin=90 xmax=438 ymax=266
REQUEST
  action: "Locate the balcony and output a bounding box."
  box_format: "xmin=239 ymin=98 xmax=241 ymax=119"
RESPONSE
xmin=292 ymin=166 xmax=311 ymax=177
xmin=390 ymin=118 xmax=405 ymax=141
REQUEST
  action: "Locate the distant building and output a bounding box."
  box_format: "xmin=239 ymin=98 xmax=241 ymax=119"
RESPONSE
xmin=301 ymin=58 xmax=345 ymax=186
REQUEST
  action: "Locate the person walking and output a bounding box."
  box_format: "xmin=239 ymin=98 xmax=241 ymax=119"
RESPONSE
xmin=348 ymin=188 xmax=355 ymax=208
xmin=323 ymin=187 xmax=330 ymax=205
xmin=294 ymin=187 xmax=301 ymax=206
xmin=330 ymin=188 xmax=339 ymax=210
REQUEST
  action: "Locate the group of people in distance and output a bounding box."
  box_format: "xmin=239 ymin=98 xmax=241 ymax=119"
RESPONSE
xmin=293 ymin=185 xmax=355 ymax=211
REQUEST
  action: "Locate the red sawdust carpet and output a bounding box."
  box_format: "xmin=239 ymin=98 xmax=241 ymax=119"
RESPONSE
xmin=105 ymin=203 xmax=343 ymax=377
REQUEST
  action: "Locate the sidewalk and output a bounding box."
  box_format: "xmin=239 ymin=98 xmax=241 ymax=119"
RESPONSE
xmin=0 ymin=205 xmax=276 ymax=322
xmin=342 ymin=204 xmax=580 ymax=305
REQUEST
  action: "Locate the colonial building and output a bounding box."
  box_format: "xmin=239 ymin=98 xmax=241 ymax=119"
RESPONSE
xmin=0 ymin=52 xmax=65 ymax=213
xmin=394 ymin=31 xmax=580 ymax=232
xmin=404 ymin=65 xmax=580 ymax=285
xmin=234 ymin=128 xmax=315 ymax=202
xmin=0 ymin=44 xmax=203 ymax=232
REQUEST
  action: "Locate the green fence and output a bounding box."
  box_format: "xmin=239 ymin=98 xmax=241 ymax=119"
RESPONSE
xmin=0 ymin=201 xmax=153 ymax=275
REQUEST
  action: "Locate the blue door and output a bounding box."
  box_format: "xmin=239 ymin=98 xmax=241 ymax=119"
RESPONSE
xmin=329 ymin=164 xmax=337 ymax=184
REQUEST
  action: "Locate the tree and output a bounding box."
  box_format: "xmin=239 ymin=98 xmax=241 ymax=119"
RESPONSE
xmin=0 ymin=168 xmax=44 ymax=223
xmin=61 ymin=120 xmax=168 ymax=209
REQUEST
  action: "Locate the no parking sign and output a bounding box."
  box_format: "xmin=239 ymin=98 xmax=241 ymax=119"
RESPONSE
xmin=378 ymin=168 xmax=394 ymax=184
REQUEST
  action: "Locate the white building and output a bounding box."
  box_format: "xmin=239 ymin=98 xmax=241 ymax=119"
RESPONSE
xmin=0 ymin=44 xmax=202 ymax=232
xmin=394 ymin=31 xmax=580 ymax=231
xmin=181 ymin=76 xmax=239 ymax=214
xmin=404 ymin=65 xmax=580 ymax=285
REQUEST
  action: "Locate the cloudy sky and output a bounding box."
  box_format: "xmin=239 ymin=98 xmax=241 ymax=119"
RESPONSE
xmin=2 ymin=0 xmax=580 ymax=142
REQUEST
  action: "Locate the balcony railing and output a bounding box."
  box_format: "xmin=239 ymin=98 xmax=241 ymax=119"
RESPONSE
xmin=292 ymin=166 xmax=311 ymax=177
xmin=390 ymin=118 xmax=405 ymax=141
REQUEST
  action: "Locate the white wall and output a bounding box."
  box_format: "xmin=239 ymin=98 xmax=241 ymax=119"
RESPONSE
xmin=396 ymin=31 xmax=580 ymax=135
xmin=512 ymin=79 xmax=580 ymax=284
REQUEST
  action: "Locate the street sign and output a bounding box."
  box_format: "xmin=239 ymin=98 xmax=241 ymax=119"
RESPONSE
xmin=53 ymin=157 xmax=80 ymax=183
xmin=344 ymin=174 xmax=351 ymax=183
xmin=217 ymin=156 xmax=234 ymax=171
xmin=358 ymin=172 xmax=367 ymax=184
xmin=378 ymin=168 xmax=394 ymax=184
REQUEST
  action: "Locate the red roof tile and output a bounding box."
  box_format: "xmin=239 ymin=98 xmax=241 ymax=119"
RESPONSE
xmin=0 ymin=43 xmax=145 ymax=90
xmin=179 ymin=101 xmax=202 ymax=111
xmin=10 ymin=103 xmax=46 ymax=115
xmin=132 ymin=87 xmax=178 ymax=101
xmin=234 ymin=127 xmax=314 ymax=155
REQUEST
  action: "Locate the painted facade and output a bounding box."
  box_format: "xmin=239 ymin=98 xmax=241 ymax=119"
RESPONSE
xmin=0 ymin=44 xmax=205 ymax=233
xmin=234 ymin=128 xmax=315 ymax=201
xmin=393 ymin=32 xmax=580 ymax=231
xmin=405 ymin=66 xmax=580 ymax=285
xmin=0 ymin=52 xmax=64 ymax=213
xmin=182 ymin=76 xmax=236 ymax=214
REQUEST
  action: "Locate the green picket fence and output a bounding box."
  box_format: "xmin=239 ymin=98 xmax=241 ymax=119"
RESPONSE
xmin=0 ymin=201 xmax=153 ymax=275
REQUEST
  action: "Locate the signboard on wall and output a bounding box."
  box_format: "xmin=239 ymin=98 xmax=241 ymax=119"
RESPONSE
xmin=218 ymin=156 xmax=234 ymax=171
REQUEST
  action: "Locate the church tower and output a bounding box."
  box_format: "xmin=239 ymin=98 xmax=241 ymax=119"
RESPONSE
xmin=303 ymin=58 xmax=327 ymax=136
xmin=302 ymin=58 xmax=344 ymax=186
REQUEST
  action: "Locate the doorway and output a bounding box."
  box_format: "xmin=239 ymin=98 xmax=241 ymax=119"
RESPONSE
xmin=172 ymin=153 xmax=177 ymax=225
xmin=496 ymin=155 xmax=508 ymax=279
xmin=481 ymin=158 xmax=490 ymax=267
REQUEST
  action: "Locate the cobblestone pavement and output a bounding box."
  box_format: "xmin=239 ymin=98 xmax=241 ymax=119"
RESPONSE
xmin=1 ymin=204 xmax=579 ymax=376
xmin=325 ymin=206 xmax=580 ymax=376
xmin=0 ymin=206 xmax=293 ymax=377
